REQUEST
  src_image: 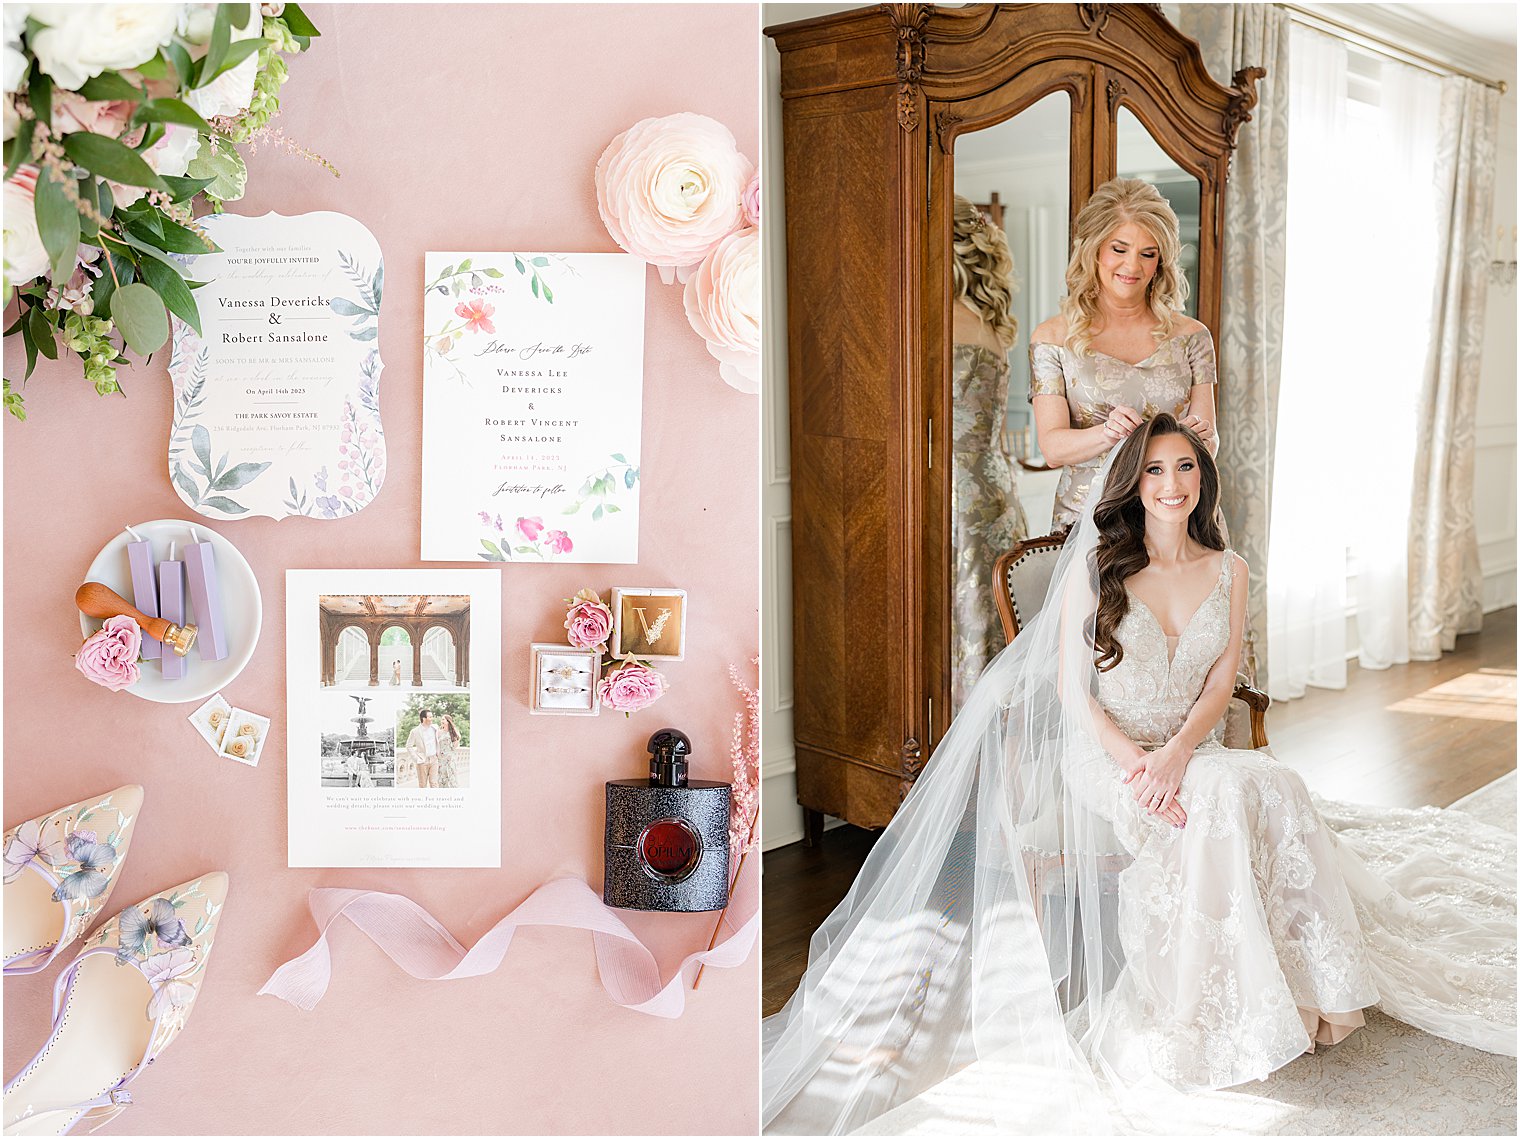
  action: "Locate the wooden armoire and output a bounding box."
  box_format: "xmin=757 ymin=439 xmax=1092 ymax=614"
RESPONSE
xmin=765 ymin=3 xmax=1262 ymax=839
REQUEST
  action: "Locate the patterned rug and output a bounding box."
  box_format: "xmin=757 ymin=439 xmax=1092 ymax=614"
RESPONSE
xmin=857 ymin=772 xmax=1518 ymax=1137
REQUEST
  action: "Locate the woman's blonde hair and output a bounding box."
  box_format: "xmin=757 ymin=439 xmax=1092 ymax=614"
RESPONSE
xmin=1059 ymin=178 xmax=1188 ymax=357
xmin=951 ymin=195 xmax=1018 ymax=350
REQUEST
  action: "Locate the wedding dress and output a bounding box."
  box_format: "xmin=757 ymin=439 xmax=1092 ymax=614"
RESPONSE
xmin=762 ymin=455 xmax=1516 ymax=1135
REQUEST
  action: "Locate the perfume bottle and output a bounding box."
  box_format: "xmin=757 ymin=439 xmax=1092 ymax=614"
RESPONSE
xmin=604 ymin=728 xmax=731 ymax=912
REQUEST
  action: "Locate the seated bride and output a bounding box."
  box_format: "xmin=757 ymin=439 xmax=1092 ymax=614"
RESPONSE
xmin=762 ymin=414 xmax=1516 ymax=1134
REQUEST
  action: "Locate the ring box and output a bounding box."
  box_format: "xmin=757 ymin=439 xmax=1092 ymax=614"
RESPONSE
xmin=529 ymin=644 xmax=601 ymax=716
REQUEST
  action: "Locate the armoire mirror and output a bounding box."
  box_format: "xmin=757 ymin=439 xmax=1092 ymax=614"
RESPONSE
xmin=768 ymin=3 xmax=1262 ymax=836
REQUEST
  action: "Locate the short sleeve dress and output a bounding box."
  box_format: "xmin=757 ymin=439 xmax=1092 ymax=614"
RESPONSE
xmin=1029 ymin=327 xmax=1217 ymax=529
xmin=952 ymin=344 xmax=1030 ymax=709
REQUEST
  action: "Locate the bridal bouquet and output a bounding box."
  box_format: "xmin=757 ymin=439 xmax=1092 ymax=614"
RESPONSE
xmin=2 ymin=3 xmax=325 ymax=420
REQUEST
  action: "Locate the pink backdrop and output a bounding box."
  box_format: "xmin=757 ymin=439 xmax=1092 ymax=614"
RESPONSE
xmin=2 ymin=5 xmax=760 ymax=1133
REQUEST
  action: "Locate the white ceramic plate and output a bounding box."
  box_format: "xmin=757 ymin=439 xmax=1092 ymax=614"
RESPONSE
xmin=79 ymin=519 xmax=262 ymax=704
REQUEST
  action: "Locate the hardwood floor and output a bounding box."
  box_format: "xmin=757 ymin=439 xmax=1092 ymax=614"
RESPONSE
xmin=762 ymin=608 xmax=1516 ymax=1016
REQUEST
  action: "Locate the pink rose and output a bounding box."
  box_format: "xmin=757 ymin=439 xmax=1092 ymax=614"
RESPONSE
xmin=684 ymin=227 xmax=759 ymax=394
xmin=517 ymin=516 xmax=544 ymax=542
xmin=75 ymin=615 xmax=142 ymax=692
xmin=50 ymin=91 xmax=133 ymax=139
xmin=741 ymin=171 xmax=760 ymax=228
xmin=542 ymin=529 xmax=573 ymax=555
xmin=564 ymin=589 xmax=613 ymax=651
xmin=595 ymin=112 xmax=754 ymax=275
xmin=597 ymin=659 xmax=668 ymax=715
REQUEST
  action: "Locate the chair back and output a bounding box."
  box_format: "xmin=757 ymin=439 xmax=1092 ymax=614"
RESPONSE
xmin=992 ymin=531 xmax=1071 ymax=643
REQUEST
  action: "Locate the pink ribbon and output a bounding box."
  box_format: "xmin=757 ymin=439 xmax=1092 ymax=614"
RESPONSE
xmin=258 ymin=870 xmax=757 ymax=1018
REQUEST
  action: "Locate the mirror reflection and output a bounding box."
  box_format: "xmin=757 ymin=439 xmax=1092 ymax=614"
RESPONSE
xmin=949 ymin=91 xmax=1069 ymax=708
xmin=1115 ymin=107 xmax=1201 ymax=317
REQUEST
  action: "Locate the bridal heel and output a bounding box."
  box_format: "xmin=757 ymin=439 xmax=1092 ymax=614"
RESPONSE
xmin=3 ymin=788 xmax=144 ymax=977
xmin=2 ymin=872 xmax=228 ymax=1135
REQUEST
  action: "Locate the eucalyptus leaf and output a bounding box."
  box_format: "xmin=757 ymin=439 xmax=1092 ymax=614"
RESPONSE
xmin=350 ymin=327 xmax=378 ymax=342
xmin=134 ymin=98 xmax=213 ymax=134
xmin=328 ymin=297 xmax=372 ymax=317
xmin=483 ymin=267 xmax=504 ymax=278
xmin=542 ymin=283 xmax=553 ymax=303
xmin=185 ymin=144 xmax=248 ymax=202
xmin=78 ymin=71 xmax=143 ymax=102
xmin=33 ymin=169 xmax=80 ymax=284
xmin=4 ymin=118 xmax=36 ymax=182
xmin=201 ymin=496 xmax=250 ymax=515
xmin=458 ymin=258 xmax=472 ymax=272
xmin=481 ymin=539 xmax=502 ymax=555
xmin=282 ymin=3 xmax=322 ymax=37
xmin=164 ymin=41 xmax=194 ymax=87
xmin=204 ymin=37 xmax=266 ymax=85
xmin=592 ymin=505 xmax=603 ymax=521
xmin=371 ymin=263 xmax=383 ymax=305
xmin=138 ymin=257 xmax=202 ymax=334
xmin=612 ymin=453 xmax=627 ymax=463
xmin=160 ymin=175 xmax=216 ymax=203
xmin=623 ymin=468 xmax=637 ymax=489
xmin=110 ymin=283 xmax=170 ymax=354
xmin=211 ymin=461 xmax=271 ymax=491
xmin=531 ymin=257 xmax=549 ymax=267
xmin=200 ymin=4 xmax=232 ymax=85
xmin=62 ymin=134 xmax=166 ymax=190
xmin=191 ymin=424 xmax=213 ymax=473
xmin=26 ymin=305 xmax=57 ymax=360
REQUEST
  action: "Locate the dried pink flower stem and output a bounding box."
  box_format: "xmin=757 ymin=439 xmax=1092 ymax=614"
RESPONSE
xmin=694 ymin=656 xmax=761 ymax=990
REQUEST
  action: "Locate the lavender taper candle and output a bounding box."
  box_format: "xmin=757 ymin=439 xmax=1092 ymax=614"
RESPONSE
xmin=159 ymin=541 xmax=187 ymax=680
xmin=183 ymin=527 xmax=227 ymax=662
xmin=124 ymin=526 xmax=161 ymax=661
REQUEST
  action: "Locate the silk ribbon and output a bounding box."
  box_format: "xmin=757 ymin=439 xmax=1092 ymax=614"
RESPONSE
xmin=258 ymin=868 xmax=757 ymax=1018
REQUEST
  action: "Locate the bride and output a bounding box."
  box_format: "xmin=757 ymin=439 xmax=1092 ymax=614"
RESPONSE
xmin=762 ymin=414 xmax=1515 ymax=1134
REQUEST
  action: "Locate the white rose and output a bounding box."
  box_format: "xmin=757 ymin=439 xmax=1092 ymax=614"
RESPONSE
xmin=3 ymin=95 xmax=17 ymax=142
xmin=29 ymin=4 xmax=185 ymax=91
xmin=3 ymin=166 xmax=50 ymax=286
xmin=112 ymin=123 xmax=201 ymax=206
xmin=3 ymin=5 xmax=28 ymax=94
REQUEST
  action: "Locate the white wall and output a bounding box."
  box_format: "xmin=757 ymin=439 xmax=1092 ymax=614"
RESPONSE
xmin=761 ymin=2 xmax=1518 ymax=852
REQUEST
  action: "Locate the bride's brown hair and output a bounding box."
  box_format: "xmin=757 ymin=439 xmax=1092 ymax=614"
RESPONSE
xmin=1088 ymin=413 xmax=1223 ymax=672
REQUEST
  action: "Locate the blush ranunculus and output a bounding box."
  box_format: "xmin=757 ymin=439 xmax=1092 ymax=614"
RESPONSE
xmin=563 ymin=588 xmax=613 ymax=652
xmin=683 ymin=226 xmax=759 ymax=394
xmin=75 ymin=615 xmax=143 ymax=692
xmin=597 ymin=658 xmax=668 ymax=715
xmin=595 ymin=112 xmax=754 ymax=277
xmin=3 ymin=166 xmax=49 ymax=285
xmin=741 ymin=171 xmax=760 ymax=228
xmin=516 ymin=516 xmax=544 ymax=542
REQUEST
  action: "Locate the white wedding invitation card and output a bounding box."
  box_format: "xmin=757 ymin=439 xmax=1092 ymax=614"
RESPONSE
xmin=167 ymin=211 xmax=387 ymax=520
xmin=420 ymin=252 xmax=645 ymax=563
xmin=285 ymin=570 xmax=500 ymax=868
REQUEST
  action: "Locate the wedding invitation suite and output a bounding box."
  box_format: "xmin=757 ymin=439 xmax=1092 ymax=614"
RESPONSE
xmin=167 ymin=211 xmax=387 ymax=520
xmin=420 ymin=252 xmax=645 ymax=562
xmin=285 ymin=570 xmax=500 ymax=868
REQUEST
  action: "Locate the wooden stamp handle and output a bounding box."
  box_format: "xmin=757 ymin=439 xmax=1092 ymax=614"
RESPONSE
xmin=76 ymin=582 xmax=196 ymax=654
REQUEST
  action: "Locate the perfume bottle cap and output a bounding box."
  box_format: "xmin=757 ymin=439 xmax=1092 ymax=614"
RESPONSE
xmin=647 ymin=728 xmax=691 ymax=787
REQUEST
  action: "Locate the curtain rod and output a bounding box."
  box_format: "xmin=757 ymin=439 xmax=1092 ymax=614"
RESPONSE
xmin=1281 ymin=4 xmax=1508 ymax=94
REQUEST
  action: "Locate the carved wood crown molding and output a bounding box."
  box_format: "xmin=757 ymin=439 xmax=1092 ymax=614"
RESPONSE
xmin=1224 ymin=66 xmax=1266 ymax=150
xmin=885 ymin=2 xmax=929 ymax=132
xmin=902 ymin=736 xmax=925 ymax=774
xmin=1106 ymin=75 xmax=1127 ymax=113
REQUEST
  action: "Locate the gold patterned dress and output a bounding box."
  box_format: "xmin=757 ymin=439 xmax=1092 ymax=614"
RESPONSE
xmin=1030 ymin=327 xmax=1217 ymax=529
xmin=952 ymin=344 xmax=1029 ymax=709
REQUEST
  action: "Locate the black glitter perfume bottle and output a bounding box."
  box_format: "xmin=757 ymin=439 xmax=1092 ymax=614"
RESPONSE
xmin=603 ymin=728 xmax=731 ymax=912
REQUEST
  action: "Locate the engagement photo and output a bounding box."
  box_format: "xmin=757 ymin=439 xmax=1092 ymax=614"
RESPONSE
xmin=317 ymin=594 xmax=472 ymax=691
xmin=395 ymin=695 xmax=471 ymax=791
xmin=318 ymin=693 xmax=399 ymax=789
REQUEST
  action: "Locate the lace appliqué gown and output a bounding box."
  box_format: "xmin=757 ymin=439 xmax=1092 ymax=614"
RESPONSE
xmin=1071 ymin=551 xmax=1515 ymax=1090
xmin=1031 ymin=329 xmax=1216 ymax=530
xmin=952 ymin=344 xmax=1029 ymax=708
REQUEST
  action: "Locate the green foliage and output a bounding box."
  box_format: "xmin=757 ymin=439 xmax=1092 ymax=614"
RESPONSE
xmin=3 ymin=2 xmax=326 ymax=415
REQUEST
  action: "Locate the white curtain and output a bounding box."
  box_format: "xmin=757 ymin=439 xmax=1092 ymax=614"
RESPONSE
xmin=1266 ymin=25 xmax=1443 ymax=700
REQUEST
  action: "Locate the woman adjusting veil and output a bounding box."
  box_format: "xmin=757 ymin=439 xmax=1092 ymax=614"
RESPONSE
xmin=762 ymin=415 xmax=1516 ymax=1135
